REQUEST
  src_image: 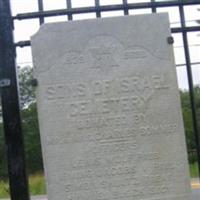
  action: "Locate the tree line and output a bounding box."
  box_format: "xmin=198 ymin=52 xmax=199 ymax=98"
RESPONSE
xmin=0 ymin=66 xmax=200 ymax=179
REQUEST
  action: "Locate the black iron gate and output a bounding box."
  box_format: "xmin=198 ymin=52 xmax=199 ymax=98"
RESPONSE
xmin=0 ymin=0 xmax=200 ymax=200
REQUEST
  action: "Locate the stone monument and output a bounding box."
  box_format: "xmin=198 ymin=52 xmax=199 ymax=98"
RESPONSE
xmin=31 ymin=13 xmax=192 ymax=200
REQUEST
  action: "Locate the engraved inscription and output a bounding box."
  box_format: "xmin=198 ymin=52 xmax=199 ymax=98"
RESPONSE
xmin=85 ymin=35 xmax=123 ymax=69
xmin=44 ymin=74 xmax=170 ymax=101
xmin=63 ymin=50 xmax=85 ymax=65
xmin=123 ymin=46 xmax=148 ymax=60
xmin=31 ymin=14 xmax=191 ymax=200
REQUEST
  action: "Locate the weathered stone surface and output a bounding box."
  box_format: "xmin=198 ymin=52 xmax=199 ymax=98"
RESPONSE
xmin=31 ymin=14 xmax=192 ymax=200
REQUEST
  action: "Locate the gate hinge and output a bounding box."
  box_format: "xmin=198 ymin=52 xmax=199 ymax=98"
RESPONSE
xmin=0 ymin=79 xmax=11 ymax=88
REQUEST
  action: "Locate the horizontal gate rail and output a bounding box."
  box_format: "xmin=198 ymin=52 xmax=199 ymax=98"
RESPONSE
xmin=14 ymin=26 xmax=200 ymax=48
xmin=13 ymin=0 xmax=200 ymax=20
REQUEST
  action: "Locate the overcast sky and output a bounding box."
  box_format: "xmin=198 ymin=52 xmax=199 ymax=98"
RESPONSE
xmin=10 ymin=0 xmax=200 ymax=89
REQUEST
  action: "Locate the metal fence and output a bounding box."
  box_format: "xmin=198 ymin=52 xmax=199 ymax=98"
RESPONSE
xmin=0 ymin=0 xmax=200 ymax=200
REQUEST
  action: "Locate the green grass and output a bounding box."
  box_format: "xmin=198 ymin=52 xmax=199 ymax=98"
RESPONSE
xmin=0 ymin=180 xmax=9 ymax=198
xmin=28 ymin=173 xmax=46 ymax=195
xmin=0 ymin=173 xmax=46 ymax=199
xmin=0 ymin=164 xmax=199 ymax=198
xmin=189 ymin=162 xmax=199 ymax=178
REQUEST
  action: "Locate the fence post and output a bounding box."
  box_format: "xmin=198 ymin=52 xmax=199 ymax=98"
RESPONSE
xmin=0 ymin=0 xmax=30 ymax=200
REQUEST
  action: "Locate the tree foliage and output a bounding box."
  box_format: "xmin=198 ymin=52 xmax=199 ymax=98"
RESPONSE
xmin=0 ymin=66 xmax=43 ymax=179
xmin=180 ymin=86 xmax=200 ymax=163
xmin=0 ymin=66 xmax=200 ymax=179
xmin=0 ymin=123 xmax=7 ymax=179
xmin=18 ymin=66 xmax=36 ymax=109
xmin=19 ymin=66 xmax=43 ymax=174
xmin=21 ymin=102 xmax=43 ymax=174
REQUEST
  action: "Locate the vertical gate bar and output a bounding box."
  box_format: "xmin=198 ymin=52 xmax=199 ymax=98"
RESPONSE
xmin=123 ymin=0 xmax=129 ymax=15
xmin=0 ymin=0 xmax=30 ymax=200
xmin=95 ymin=0 xmax=101 ymax=18
xmin=38 ymin=0 xmax=44 ymax=24
xmin=151 ymin=0 xmax=157 ymax=13
xmin=66 ymin=0 xmax=72 ymax=20
xmin=179 ymin=5 xmax=200 ymax=180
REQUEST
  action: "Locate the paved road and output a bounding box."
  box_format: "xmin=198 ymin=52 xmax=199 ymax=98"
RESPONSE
xmin=192 ymin=189 xmax=200 ymax=200
xmin=30 ymin=190 xmax=200 ymax=200
xmin=1 ymin=190 xmax=200 ymax=200
xmin=30 ymin=191 xmax=200 ymax=200
xmin=2 ymin=188 xmax=200 ymax=200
